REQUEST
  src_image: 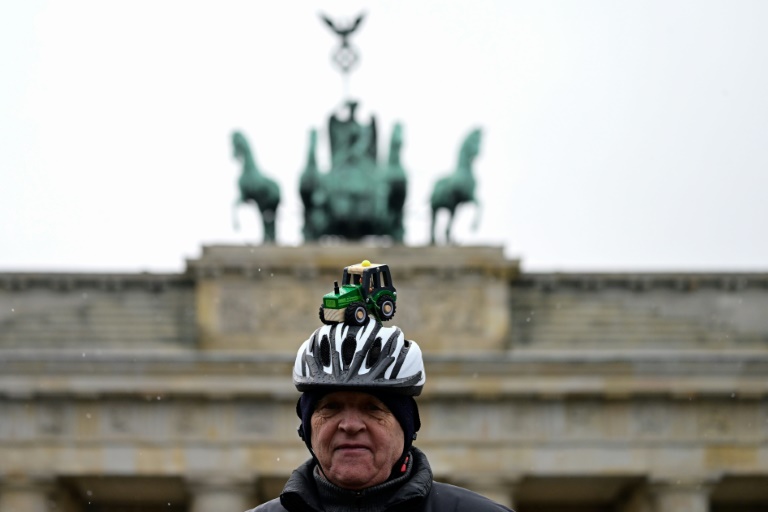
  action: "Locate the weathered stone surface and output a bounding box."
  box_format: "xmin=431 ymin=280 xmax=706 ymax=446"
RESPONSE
xmin=0 ymin=273 xmax=195 ymax=350
xmin=1 ymin=246 xmax=768 ymax=510
xmin=510 ymin=273 xmax=768 ymax=350
xmin=190 ymin=245 xmax=517 ymax=353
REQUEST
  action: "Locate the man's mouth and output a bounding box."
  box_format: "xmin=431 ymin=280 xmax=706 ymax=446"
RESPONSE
xmin=335 ymin=444 xmax=369 ymax=452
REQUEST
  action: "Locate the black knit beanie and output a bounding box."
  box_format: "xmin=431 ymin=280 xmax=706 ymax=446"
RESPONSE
xmin=296 ymin=389 xmax=420 ymax=457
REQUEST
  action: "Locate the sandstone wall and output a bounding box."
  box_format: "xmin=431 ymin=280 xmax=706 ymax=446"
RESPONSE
xmin=1 ymin=245 xmax=767 ymax=511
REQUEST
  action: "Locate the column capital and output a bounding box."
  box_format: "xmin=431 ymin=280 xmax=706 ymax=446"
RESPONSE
xmin=186 ymin=474 xmax=255 ymax=512
xmin=0 ymin=473 xmax=56 ymax=492
xmin=647 ymin=476 xmax=719 ymax=512
xmin=0 ymin=474 xmax=57 ymax=512
xmin=648 ymin=474 xmax=720 ymax=494
xmin=450 ymin=472 xmax=523 ymax=489
xmin=185 ymin=473 xmax=255 ymax=491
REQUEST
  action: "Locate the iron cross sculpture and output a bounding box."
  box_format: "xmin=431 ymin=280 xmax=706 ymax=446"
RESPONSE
xmin=320 ymin=12 xmax=366 ymax=74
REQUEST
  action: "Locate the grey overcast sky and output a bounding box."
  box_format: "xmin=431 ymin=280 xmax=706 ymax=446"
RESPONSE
xmin=1 ymin=1 xmax=767 ymax=273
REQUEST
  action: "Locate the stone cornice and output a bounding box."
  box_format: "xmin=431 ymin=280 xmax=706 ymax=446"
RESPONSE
xmin=3 ymin=267 xmax=765 ymax=293
xmin=518 ymin=272 xmax=768 ymax=292
xmin=1 ymin=350 xmax=765 ymax=399
xmin=185 ymin=244 xmax=520 ymax=280
xmin=0 ymin=272 xmax=192 ymax=292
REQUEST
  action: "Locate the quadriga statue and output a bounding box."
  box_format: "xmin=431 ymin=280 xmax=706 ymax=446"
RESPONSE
xmin=299 ymin=100 xmax=408 ymax=243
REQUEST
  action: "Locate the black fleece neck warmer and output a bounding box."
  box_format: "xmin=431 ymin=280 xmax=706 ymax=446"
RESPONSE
xmin=296 ymin=389 xmax=421 ymax=458
xmin=312 ymin=452 xmax=414 ymax=512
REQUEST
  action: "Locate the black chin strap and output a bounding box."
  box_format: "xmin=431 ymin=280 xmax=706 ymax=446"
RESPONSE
xmin=309 ymin=446 xmax=333 ymax=483
xmin=299 ymin=423 xmax=333 ymax=482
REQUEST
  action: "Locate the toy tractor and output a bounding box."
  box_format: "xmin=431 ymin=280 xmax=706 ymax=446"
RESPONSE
xmin=319 ymin=260 xmax=397 ymax=326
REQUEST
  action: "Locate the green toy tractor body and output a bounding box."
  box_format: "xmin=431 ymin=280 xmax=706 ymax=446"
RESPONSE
xmin=319 ymin=262 xmax=397 ymax=325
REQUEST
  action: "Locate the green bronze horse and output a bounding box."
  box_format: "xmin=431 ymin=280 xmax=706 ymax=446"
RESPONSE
xmin=429 ymin=128 xmax=482 ymax=245
xmin=386 ymin=123 xmax=407 ymax=243
xmin=231 ymin=131 xmax=281 ymax=244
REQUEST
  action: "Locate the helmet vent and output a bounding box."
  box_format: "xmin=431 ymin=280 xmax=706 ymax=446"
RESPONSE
xmin=320 ymin=335 xmax=331 ymax=367
xmin=341 ymin=334 xmax=356 ymax=368
xmin=365 ymin=337 xmax=382 ymax=369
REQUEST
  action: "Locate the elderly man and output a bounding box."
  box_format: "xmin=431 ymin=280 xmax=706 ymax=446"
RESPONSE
xmin=246 ymin=321 xmax=513 ymax=512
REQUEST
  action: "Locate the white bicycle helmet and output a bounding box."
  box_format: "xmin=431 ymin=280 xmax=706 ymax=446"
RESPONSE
xmin=293 ymin=321 xmax=425 ymax=396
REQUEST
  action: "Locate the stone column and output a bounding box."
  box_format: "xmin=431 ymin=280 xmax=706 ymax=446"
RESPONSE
xmin=649 ymin=480 xmax=712 ymax=512
xmin=618 ymin=485 xmax=653 ymax=512
xmin=187 ymin=476 xmax=254 ymax=512
xmin=0 ymin=475 xmax=54 ymax=512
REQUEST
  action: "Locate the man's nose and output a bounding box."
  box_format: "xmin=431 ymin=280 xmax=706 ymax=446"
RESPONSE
xmin=338 ymin=408 xmax=365 ymax=432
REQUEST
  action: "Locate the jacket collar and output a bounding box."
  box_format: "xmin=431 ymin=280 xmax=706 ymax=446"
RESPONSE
xmin=279 ymin=447 xmax=434 ymax=512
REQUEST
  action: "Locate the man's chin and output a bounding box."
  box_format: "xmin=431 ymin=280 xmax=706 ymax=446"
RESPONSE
xmin=327 ymin=465 xmax=382 ymax=490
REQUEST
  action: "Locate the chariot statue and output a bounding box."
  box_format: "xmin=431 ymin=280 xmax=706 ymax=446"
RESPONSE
xmin=230 ymin=12 xmax=483 ymax=246
xmin=299 ymin=99 xmax=407 ymax=242
xmin=297 ymin=12 xmax=409 ymax=243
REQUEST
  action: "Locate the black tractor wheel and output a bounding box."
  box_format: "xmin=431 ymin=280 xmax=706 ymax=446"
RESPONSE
xmin=376 ymin=296 xmax=396 ymax=322
xmin=345 ymin=302 xmax=368 ymax=326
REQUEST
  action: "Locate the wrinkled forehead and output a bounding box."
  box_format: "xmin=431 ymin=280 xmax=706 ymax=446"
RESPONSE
xmin=315 ymin=390 xmax=388 ymax=410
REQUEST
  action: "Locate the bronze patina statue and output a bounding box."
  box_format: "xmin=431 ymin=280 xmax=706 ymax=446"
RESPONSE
xmin=299 ymin=128 xmax=323 ymax=242
xmin=299 ymin=101 xmax=407 ymax=242
xmin=385 ymin=123 xmax=407 ymax=243
xmin=295 ymin=13 xmax=408 ymax=243
xmin=231 ymin=131 xmax=281 ymax=244
xmin=329 ymin=99 xmax=377 ymax=169
xmin=321 ymin=12 xmax=365 ymax=75
xmin=229 ymin=12 xmax=484 ymax=246
xmin=429 ymin=128 xmax=483 ymax=245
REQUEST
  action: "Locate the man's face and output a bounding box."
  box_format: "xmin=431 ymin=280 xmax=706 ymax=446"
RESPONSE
xmin=311 ymin=391 xmax=404 ymax=490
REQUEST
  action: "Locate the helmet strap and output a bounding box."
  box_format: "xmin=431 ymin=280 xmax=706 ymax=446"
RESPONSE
xmin=309 ymin=446 xmax=333 ymax=483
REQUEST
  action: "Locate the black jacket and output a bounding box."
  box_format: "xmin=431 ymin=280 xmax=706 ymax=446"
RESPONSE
xmin=245 ymin=447 xmax=513 ymax=512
